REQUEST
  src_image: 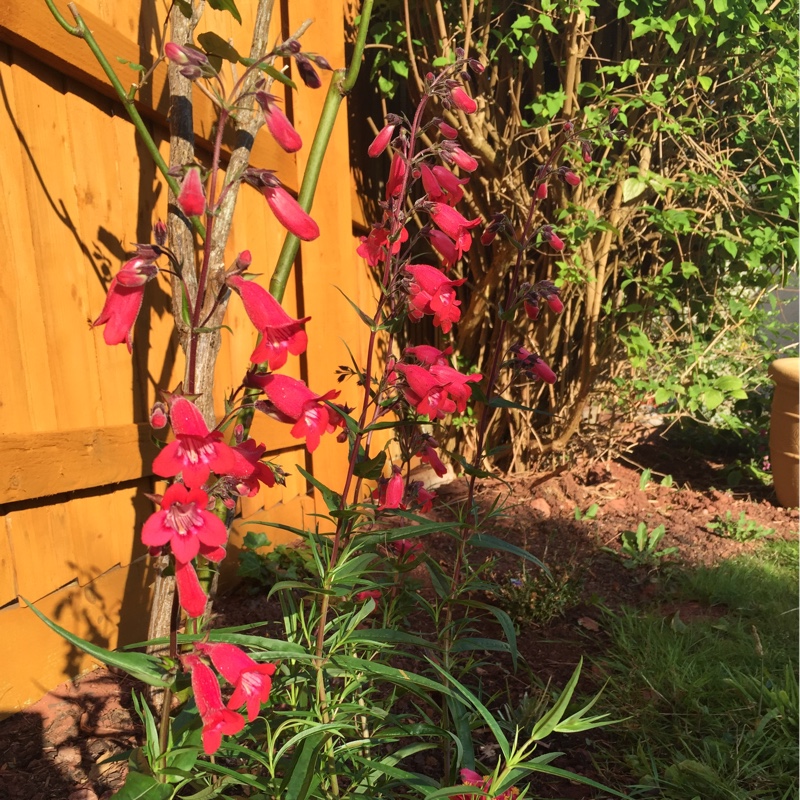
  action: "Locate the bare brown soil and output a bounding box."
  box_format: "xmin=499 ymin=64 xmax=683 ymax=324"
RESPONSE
xmin=1 ymin=430 xmax=795 ymax=800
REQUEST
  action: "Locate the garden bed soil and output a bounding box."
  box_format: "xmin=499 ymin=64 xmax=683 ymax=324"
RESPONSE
xmin=1 ymin=429 xmax=795 ymax=800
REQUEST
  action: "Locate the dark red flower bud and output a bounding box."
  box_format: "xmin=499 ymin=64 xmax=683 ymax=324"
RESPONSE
xmin=524 ymin=299 xmax=540 ymax=320
xmin=295 ymin=55 xmax=321 ymax=89
xmin=368 ymin=124 xmax=396 ymax=158
xmin=153 ymin=220 xmax=168 ymax=247
xmin=469 ymin=59 xmax=485 ymax=74
xmin=450 ymin=86 xmax=477 ymax=114
xmin=312 ymin=54 xmax=332 ymax=70
xmin=535 ymin=182 xmax=548 ymax=200
xmin=150 ymin=401 xmax=168 ymax=429
xmin=581 ymin=141 xmax=593 ymax=164
xmin=563 ymin=121 xmax=574 ymax=133
xmin=563 ymin=170 xmax=581 ymax=186
xmin=609 ymin=107 xmax=619 ymax=123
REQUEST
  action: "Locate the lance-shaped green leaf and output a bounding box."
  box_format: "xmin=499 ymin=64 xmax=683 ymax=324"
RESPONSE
xmin=23 ymin=598 xmax=173 ymax=687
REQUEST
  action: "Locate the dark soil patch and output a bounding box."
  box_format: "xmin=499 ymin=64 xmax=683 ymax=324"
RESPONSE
xmin=1 ymin=431 xmax=795 ymax=799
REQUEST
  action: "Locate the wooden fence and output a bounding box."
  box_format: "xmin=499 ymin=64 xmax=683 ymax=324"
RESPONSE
xmin=0 ymin=0 xmax=373 ymax=715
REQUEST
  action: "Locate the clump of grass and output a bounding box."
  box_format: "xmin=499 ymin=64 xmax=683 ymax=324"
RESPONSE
xmin=490 ymin=565 xmax=580 ymax=628
xmin=593 ymin=539 xmax=798 ymax=799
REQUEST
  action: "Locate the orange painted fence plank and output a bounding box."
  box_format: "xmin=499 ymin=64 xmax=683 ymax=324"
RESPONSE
xmin=0 ymin=2 xmax=296 ymax=183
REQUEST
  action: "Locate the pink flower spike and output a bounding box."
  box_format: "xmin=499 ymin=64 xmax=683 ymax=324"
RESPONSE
xmin=152 ymin=397 xmax=244 ymax=488
xmin=262 ymin=185 xmax=320 ymax=241
xmin=185 ymin=656 xmax=245 ymax=753
xmin=175 ymin=560 xmax=209 ymax=619
xmin=197 ymin=642 xmax=276 ymax=723
xmin=178 ymin=167 xmax=206 ymax=217
xmin=227 ymin=276 xmax=310 ymax=370
xmin=450 ymin=85 xmax=477 ymax=114
xmin=141 ymin=483 xmax=227 ymax=564
xmin=405 ymin=264 xmax=465 ymax=332
xmin=368 ymin=123 xmax=396 ymax=157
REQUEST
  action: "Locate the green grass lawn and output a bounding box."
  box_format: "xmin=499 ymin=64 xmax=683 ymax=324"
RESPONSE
xmin=594 ymin=539 xmax=798 ymax=800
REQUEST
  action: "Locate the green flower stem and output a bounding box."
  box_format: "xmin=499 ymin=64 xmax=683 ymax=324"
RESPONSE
xmin=46 ymin=2 xmax=206 ymax=239
xmin=269 ymin=0 xmax=374 ymax=302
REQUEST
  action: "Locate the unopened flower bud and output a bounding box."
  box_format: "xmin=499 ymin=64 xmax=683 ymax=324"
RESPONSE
xmin=563 ymin=170 xmax=581 ymax=186
xmin=438 ymin=121 xmax=459 ymax=139
xmin=563 ymin=120 xmax=574 ymax=133
xmin=153 ymin=220 xmax=167 ymax=246
xmin=540 ymin=225 xmax=565 ymax=251
xmin=312 ymin=54 xmax=332 ymax=70
xmin=531 ymin=358 xmax=557 ymax=384
xmin=295 ymin=54 xmax=321 ymax=88
xmin=165 ymin=42 xmax=208 ymax=67
xmin=449 ymin=146 xmax=478 ymax=172
xmin=368 ymin=123 xmax=396 ymax=158
xmin=177 ymin=167 xmax=206 ymax=217
xmin=425 ymin=72 xmax=435 ymax=82
xmin=581 ymin=140 xmax=593 ymax=164
xmin=450 ymin=85 xmax=477 ymax=114
xmin=524 ymin=299 xmax=540 ymax=320
xmin=456 ymin=47 xmax=465 ymax=58
xmin=233 ymin=423 xmax=244 ymax=444
xmin=535 ymin=182 xmax=548 ymax=200
xmin=608 ymin=107 xmax=619 ymax=124
xmin=469 ymin=58 xmax=485 ymax=74
xmin=150 ymin=401 xmax=168 ymax=429
xmin=480 ymin=228 xmax=497 ymax=246
xmin=179 ymin=65 xmax=203 ymax=80
xmin=546 ymin=294 xmax=564 ymax=313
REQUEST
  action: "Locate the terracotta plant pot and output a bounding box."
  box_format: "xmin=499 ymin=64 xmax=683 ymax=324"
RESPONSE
xmin=768 ymin=357 xmax=799 ymax=507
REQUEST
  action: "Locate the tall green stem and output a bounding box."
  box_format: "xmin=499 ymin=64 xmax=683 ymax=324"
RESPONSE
xmin=269 ymin=0 xmax=375 ymax=301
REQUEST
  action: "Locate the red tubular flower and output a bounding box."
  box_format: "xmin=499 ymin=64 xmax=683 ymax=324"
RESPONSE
xmin=231 ymin=439 xmax=276 ymax=497
xmin=357 ymin=224 xmax=408 ymax=267
xmin=404 ymin=344 xmax=452 ymax=367
xmin=449 ymin=147 xmax=478 ymax=172
xmin=391 ymin=539 xmax=423 ymax=561
xmin=262 ymin=185 xmax=320 ymax=241
xmin=249 ymin=373 xmax=340 ymax=453
xmin=416 ymin=485 xmax=437 ymax=512
xmin=141 ymin=483 xmax=227 ymax=564
xmin=184 ymin=655 xmax=245 ymax=754
xmin=524 ymin=299 xmax=540 ymax=320
xmin=419 ymin=442 xmax=447 ymax=477
xmin=178 ymin=167 xmax=206 ymax=217
xmin=368 ymin=123 xmax=396 ymax=157
xmin=92 ymin=278 xmax=144 ymax=352
xmin=256 ymin=92 xmax=302 ymax=153
xmin=152 ymin=397 xmax=251 ymax=488
xmin=450 ymin=85 xmax=477 ymax=114
xmin=386 ymin=152 xmax=407 ymax=199
xmin=430 ymin=203 xmax=482 ymax=259
xmin=355 ymin=589 xmax=381 ymax=604
xmin=427 ymin=229 xmax=459 ymax=270
xmin=379 ymin=466 xmax=405 ymax=510
xmin=546 ymin=294 xmax=564 ymax=313
xmin=227 ymin=276 xmax=310 ymax=369
xmin=395 ymin=363 xmax=456 ymax=420
xmin=405 ymin=264 xmax=466 ymax=333
xmin=432 ymin=166 xmax=469 ymax=205
xmin=175 ymin=560 xmax=210 ymax=618
xmin=535 ymin=182 xmax=548 ymax=200
xmin=563 ymin=170 xmax=581 ymax=186
xmin=420 ymin=164 xmax=446 ymax=203
xmin=197 ymin=642 xmax=276 ymax=723
xmin=165 ymin=42 xmax=208 ymax=67
xmin=429 ymin=363 xmax=482 ymax=413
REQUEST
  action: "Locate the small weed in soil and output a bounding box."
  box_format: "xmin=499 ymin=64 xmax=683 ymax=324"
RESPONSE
xmin=489 ymin=566 xmax=581 ymax=628
xmin=705 ymin=510 xmax=776 ymax=542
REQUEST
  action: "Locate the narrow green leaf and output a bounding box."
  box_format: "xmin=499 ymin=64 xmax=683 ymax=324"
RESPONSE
xmin=113 ymin=771 xmax=174 ymax=800
xmin=207 ymin=0 xmax=241 ymax=24
xmin=468 ymin=534 xmax=550 ymax=576
xmin=24 ymin=598 xmax=173 ymax=687
xmin=334 ymin=285 xmax=377 ymax=330
xmin=530 ymin=658 xmax=583 ymax=740
xmin=297 ymin=465 xmax=342 ymax=513
xmin=280 ymin=733 xmax=326 ymax=800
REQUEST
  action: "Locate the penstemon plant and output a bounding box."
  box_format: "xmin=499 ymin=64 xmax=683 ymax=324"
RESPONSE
xmin=33 ymin=2 xmax=625 ymax=799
